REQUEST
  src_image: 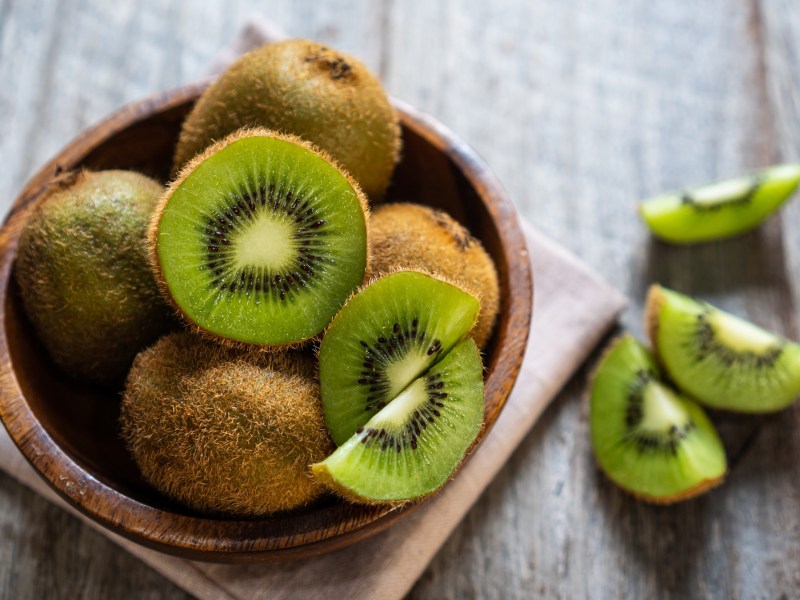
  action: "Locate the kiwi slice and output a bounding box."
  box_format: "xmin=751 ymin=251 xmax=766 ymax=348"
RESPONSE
xmin=645 ymin=285 xmax=800 ymax=412
xmin=319 ymin=270 xmax=480 ymax=446
xmin=312 ymin=337 xmax=484 ymax=503
xmin=640 ymin=163 xmax=800 ymax=244
xmin=370 ymin=203 xmax=500 ymax=348
xmin=590 ymin=335 xmax=727 ymax=503
xmin=15 ymin=169 xmax=173 ymax=387
xmin=121 ymin=331 xmax=333 ymax=517
xmin=174 ymin=39 xmax=401 ymax=199
xmin=150 ymin=128 xmax=369 ymax=347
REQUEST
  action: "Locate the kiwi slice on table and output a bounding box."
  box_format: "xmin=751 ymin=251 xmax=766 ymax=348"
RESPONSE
xmin=639 ymin=163 xmax=800 ymax=244
xmin=174 ymin=39 xmax=401 ymax=199
xmin=590 ymin=335 xmax=727 ymax=503
xmin=121 ymin=331 xmax=333 ymax=517
xmin=319 ymin=270 xmax=480 ymax=446
xmin=150 ymin=128 xmax=369 ymax=347
xmin=370 ymin=203 xmax=500 ymax=348
xmin=313 ymin=337 xmax=484 ymax=503
xmin=645 ymin=285 xmax=800 ymax=412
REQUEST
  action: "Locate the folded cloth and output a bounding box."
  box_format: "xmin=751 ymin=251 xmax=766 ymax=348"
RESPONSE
xmin=0 ymin=217 xmax=625 ymax=600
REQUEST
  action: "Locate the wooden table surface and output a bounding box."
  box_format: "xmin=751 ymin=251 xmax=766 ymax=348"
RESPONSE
xmin=2 ymin=0 xmax=800 ymax=598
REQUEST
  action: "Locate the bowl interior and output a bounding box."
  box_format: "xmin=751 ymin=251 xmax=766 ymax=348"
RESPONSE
xmin=1 ymin=87 xmax=531 ymax=559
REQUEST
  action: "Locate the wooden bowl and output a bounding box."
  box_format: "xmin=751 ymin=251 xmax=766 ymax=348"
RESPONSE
xmin=0 ymin=83 xmax=532 ymax=562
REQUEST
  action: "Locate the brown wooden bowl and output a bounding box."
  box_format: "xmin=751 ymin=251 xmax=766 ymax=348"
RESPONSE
xmin=0 ymin=83 xmax=532 ymax=562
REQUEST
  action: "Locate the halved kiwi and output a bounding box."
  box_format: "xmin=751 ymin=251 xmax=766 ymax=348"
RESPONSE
xmin=590 ymin=335 xmax=727 ymax=503
xmin=312 ymin=337 xmax=484 ymax=503
xmin=645 ymin=285 xmax=800 ymax=412
xmin=319 ymin=270 xmax=480 ymax=446
xmin=639 ymin=163 xmax=800 ymax=244
xmin=150 ymin=128 xmax=369 ymax=347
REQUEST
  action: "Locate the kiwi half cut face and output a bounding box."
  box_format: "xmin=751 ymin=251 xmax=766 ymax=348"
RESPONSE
xmin=313 ymin=337 xmax=484 ymax=502
xmin=150 ymin=129 xmax=368 ymax=346
xmin=639 ymin=163 xmax=800 ymax=244
xmin=646 ymin=285 xmax=800 ymax=412
xmin=319 ymin=270 xmax=480 ymax=446
xmin=590 ymin=335 xmax=727 ymax=503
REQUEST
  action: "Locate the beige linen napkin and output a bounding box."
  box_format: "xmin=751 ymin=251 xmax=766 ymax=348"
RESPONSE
xmin=0 ymin=221 xmax=625 ymax=600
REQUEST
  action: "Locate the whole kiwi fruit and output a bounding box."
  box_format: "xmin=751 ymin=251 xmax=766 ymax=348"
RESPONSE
xmin=174 ymin=39 xmax=402 ymax=199
xmin=369 ymin=203 xmax=500 ymax=348
xmin=14 ymin=170 xmax=173 ymax=387
xmin=120 ymin=331 xmax=334 ymax=517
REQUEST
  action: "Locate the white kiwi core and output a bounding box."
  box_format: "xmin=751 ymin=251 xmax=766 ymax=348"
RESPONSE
xmin=640 ymin=383 xmax=689 ymax=432
xmin=232 ymin=215 xmax=296 ymax=270
xmin=710 ymin=310 xmax=778 ymax=352
xmin=691 ymin=177 xmax=752 ymax=207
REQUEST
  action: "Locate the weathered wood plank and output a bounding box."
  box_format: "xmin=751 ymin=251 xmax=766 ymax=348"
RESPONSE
xmin=391 ymin=1 xmax=798 ymax=598
xmin=2 ymin=0 xmax=800 ymax=598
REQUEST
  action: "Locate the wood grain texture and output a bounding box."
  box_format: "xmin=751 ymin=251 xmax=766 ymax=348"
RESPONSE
xmin=1 ymin=0 xmax=799 ymax=597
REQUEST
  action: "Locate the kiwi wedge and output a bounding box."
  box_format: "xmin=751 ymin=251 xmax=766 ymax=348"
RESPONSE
xmin=370 ymin=203 xmax=500 ymax=348
xmin=150 ymin=128 xmax=369 ymax=347
xmin=15 ymin=170 xmax=173 ymax=387
xmin=590 ymin=335 xmax=727 ymax=503
xmin=121 ymin=331 xmax=333 ymax=517
xmin=174 ymin=39 xmax=401 ymax=199
xmin=639 ymin=163 xmax=800 ymax=244
xmin=645 ymin=285 xmax=800 ymax=412
xmin=319 ymin=270 xmax=480 ymax=446
xmin=312 ymin=337 xmax=484 ymax=503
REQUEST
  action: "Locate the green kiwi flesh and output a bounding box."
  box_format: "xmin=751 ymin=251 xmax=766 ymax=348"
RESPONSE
xmin=151 ymin=129 xmax=368 ymax=347
xmin=590 ymin=335 xmax=727 ymax=503
xmin=646 ymin=285 xmax=800 ymax=412
xmin=312 ymin=337 xmax=484 ymax=503
xmin=319 ymin=270 xmax=480 ymax=446
xmin=639 ymin=163 xmax=800 ymax=244
xmin=15 ymin=170 xmax=173 ymax=387
xmin=174 ymin=39 xmax=401 ymax=199
xmin=121 ymin=331 xmax=333 ymax=517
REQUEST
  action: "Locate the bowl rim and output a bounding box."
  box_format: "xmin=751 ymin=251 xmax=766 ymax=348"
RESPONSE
xmin=0 ymin=83 xmax=533 ymax=561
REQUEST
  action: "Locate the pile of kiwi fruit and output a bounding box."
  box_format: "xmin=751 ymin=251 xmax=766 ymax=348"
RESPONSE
xmin=13 ymin=39 xmax=501 ymax=517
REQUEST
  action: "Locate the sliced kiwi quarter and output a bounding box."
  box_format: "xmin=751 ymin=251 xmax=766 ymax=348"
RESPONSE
xmin=639 ymin=163 xmax=800 ymax=244
xmin=590 ymin=335 xmax=727 ymax=503
xmin=319 ymin=270 xmax=480 ymax=446
xmin=645 ymin=285 xmax=800 ymax=412
xmin=150 ymin=128 xmax=368 ymax=346
xmin=313 ymin=337 xmax=484 ymax=503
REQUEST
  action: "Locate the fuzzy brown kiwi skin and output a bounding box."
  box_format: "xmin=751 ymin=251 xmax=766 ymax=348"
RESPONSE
xmin=643 ymin=284 xmax=664 ymax=363
xmin=368 ymin=203 xmax=499 ymax=349
xmin=149 ymin=126 xmax=371 ymax=351
xmin=121 ymin=330 xmax=334 ymax=517
xmin=587 ymin=336 xmax=726 ymax=505
xmin=15 ymin=168 xmax=174 ymax=387
xmin=173 ymin=39 xmax=401 ymax=199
